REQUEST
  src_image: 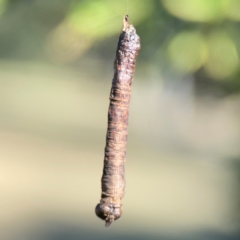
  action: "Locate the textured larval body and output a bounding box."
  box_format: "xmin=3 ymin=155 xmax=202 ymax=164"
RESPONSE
xmin=95 ymin=16 xmax=140 ymax=227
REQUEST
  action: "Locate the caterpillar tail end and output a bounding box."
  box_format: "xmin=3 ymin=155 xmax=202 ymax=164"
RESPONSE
xmin=95 ymin=201 xmax=122 ymax=227
xmin=123 ymin=14 xmax=129 ymax=31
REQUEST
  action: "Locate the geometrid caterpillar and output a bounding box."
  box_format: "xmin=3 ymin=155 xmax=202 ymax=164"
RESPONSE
xmin=95 ymin=15 xmax=140 ymax=227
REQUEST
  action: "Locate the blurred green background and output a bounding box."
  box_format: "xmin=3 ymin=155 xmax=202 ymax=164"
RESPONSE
xmin=0 ymin=0 xmax=240 ymax=239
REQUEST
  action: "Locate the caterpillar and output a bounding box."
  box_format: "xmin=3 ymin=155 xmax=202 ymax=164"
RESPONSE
xmin=95 ymin=15 xmax=140 ymax=227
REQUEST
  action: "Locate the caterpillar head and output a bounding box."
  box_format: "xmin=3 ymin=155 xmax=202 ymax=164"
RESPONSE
xmin=95 ymin=201 xmax=122 ymax=227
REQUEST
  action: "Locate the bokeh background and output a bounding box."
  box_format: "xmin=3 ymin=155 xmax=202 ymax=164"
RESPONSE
xmin=0 ymin=0 xmax=240 ymax=239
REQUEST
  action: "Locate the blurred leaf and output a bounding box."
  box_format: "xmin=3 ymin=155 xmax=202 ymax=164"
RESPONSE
xmin=226 ymin=0 xmax=240 ymax=21
xmin=0 ymin=0 xmax=7 ymax=15
xmin=161 ymin=0 xmax=228 ymax=22
xmin=168 ymin=31 xmax=208 ymax=73
xmin=204 ymin=32 xmax=239 ymax=80
xmin=46 ymin=23 xmax=93 ymax=63
xmin=66 ymin=0 xmax=153 ymax=39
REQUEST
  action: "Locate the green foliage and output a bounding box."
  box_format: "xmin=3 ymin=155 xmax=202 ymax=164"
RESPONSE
xmin=64 ymin=0 xmax=240 ymax=81
xmin=159 ymin=0 xmax=240 ymax=81
xmin=66 ymin=0 xmax=153 ymax=39
xmin=167 ymin=30 xmax=239 ymax=80
xmin=225 ymin=0 xmax=240 ymax=21
xmin=205 ymin=32 xmax=239 ymax=80
xmin=168 ymin=31 xmax=207 ymax=73
xmin=161 ymin=0 xmax=240 ymax=22
xmin=1 ymin=0 xmax=240 ymax=85
xmin=0 ymin=0 xmax=7 ymax=15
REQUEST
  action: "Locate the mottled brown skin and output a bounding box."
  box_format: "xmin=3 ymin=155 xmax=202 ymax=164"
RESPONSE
xmin=95 ymin=15 xmax=140 ymax=227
